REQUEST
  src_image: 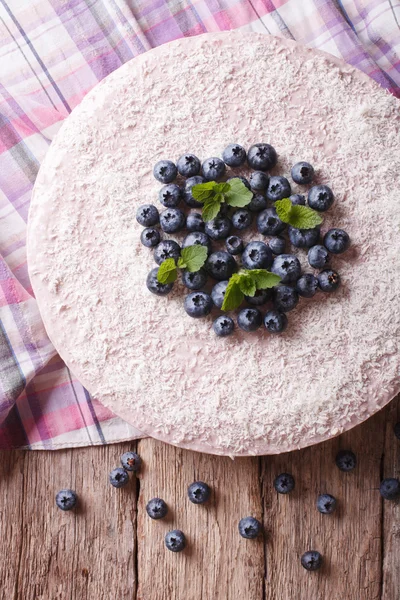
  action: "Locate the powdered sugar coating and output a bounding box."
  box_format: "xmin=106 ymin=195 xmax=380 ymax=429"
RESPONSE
xmin=28 ymin=32 xmax=400 ymax=456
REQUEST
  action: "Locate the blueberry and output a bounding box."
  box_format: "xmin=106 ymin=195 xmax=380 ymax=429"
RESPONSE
xmin=153 ymin=160 xmax=177 ymax=184
xmin=218 ymin=203 xmax=230 ymax=217
xmin=182 ymin=232 xmax=212 ymax=255
xmin=273 ymin=285 xmax=299 ymax=312
xmin=318 ymin=269 xmax=341 ymax=292
xmin=184 ymin=176 xmax=205 ymax=207
xmin=177 ymin=153 xmax=201 ymax=178
xmin=264 ymin=310 xmax=288 ymax=333
xmin=146 ymin=497 xmax=168 ymax=519
xmin=160 ymin=208 xmax=186 ymax=233
xmin=202 ymin=157 xmax=226 ymax=181
xmin=248 ymin=194 xmax=267 ymax=212
xmin=188 ymin=481 xmax=211 ymax=504
xmin=274 ymin=473 xmax=295 ymax=494
xmin=296 ymin=274 xmax=318 ymax=298
xmin=227 ymin=175 xmax=251 ymax=190
xmin=308 ymin=244 xmax=329 ymax=269
xmin=394 ymin=422 xmax=400 ymax=440
xmin=269 ymin=236 xmax=286 ymax=255
xmin=379 ymin=478 xmax=400 ymax=500
xmin=222 ymin=143 xmax=246 ymax=167
xmin=226 ymin=235 xmax=243 ymax=255
xmin=308 ymin=185 xmax=334 ymax=211
xmin=288 ymin=225 xmax=320 ymax=248
xmin=154 ymin=240 xmax=181 ymax=265
xmin=301 ymin=551 xmax=322 ymax=571
xmin=120 ymin=451 xmax=141 ymax=472
xmin=317 ymin=493 xmax=337 ymax=514
xmin=211 ymin=280 xmax=229 ymax=308
xmin=291 ymin=161 xmax=314 ymax=184
xmin=206 ymin=251 xmax=237 ymax=280
xmin=238 ymin=516 xmax=262 ymax=539
xmin=55 ymin=489 xmax=77 ymax=511
xmin=109 ymin=467 xmax=129 ymax=488
xmin=246 ymin=289 xmax=271 ymax=306
xmin=249 ymin=171 xmax=269 ymax=191
xmin=335 ymin=450 xmax=357 ymax=472
xmin=213 ymin=315 xmax=235 ymax=337
xmin=237 ymin=308 xmax=263 ymax=332
xmin=242 ymin=241 xmax=273 ymax=270
xmin=146 ymin=268 xmax=174 ymax=296
xmin=266 ymin=176 xmax=291 ymax=202
xmin=323 ymin=228 xmax=350 ymax=254
xmin=247 ymin=143 xmax=277 ymax=171
xmin=165 ymin=530 xmax=186 ymax=552
xmin=257 ymin=208 xmax=286 ymax=236
xmin=186 ymin=212 xmax=205 ymax=232
xmin=182 ymin=268 xmax=208 ymax=290
xmin=205 ymin=216 xmax=232 ymax=240
xmin=184 ymin=291 xmax=213 ymax=318
xmin=271 ymin=254 xmax=301 ymax=283
xmin=136 ymin=204 xmax=159 ymax=227
xmin=140 ymin=227 xmax=160 ymax=248
xmin=289 ymin=193 xmax=306 ymax=206
xmin=232 ymin=209 xmax=252 ymax=231
xmin=158 ymin=183 xmax=181 ymax=208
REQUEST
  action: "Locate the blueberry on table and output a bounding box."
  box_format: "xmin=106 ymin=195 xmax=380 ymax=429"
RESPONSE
xmin=232 ymin=209 xmax=252 ymax=231
xmin=153 ymin=160 xmax=177 ymax=184
xmin=379 ymin=478 xmax=400 ymax=500
xmin=188 ymin=481 xmax=211 ymax=504
xmin=226 ymin=235 xmax=243 ymax=255
xmin=159 ymin=208 xmax=186 ymax=233
xmin=242 ymin=241 xmax=272 ymax=270
xmin=205 ymin=216 xmax=232 ymax=240
xmin=184 ymin=291 xmax=213 ymax=318
xmin=323 ymin=228 xmax=350 ymax=254
xmin=291 ymin=161 xmax=314 ymax=185
xmin=289 ymin=193 xmax=306 ymax=206
xmin=146 ymin=268 xmax=174 ymax=296
xmin=237 ymin=308 xmax=263 ymax=332
xmin=211 ymin=281 xmax=229 ymax=308
xmin=248 ymin=194 xmax=267 ymax=212
xmin=182 ymin=268 xmax=208 ymax=290
xmin=264 ymin=310 xmax=288 ymax=333
xmin=56 ymin=489 xmax=77 ymax=511
xmin=227 ymin=175 xmax=251 ymax=190
xmin=140 ymin=227 xmax=160 ymax=248
xmin=273 ymin=285 xmax=299 ymax=313
xmin=394 ymin=422 xmax=400 ymax=440
xmin=247 ymin=143 xmax=277 ymax=171
xmin=246 ymin=289 xmax=271 ymax=306
xmin=249 ymin=171 xmax=269 ymax=191
xmin=136 ymin=204 xmax=159 ymax=227
xmin=222 ymin=143 xmax=247 ymax=167
xmin=271 ymin=254 xmax=301 ymax=284
xmin=120 ymin=451 xmax=142 ymax=472
xmin=335 ymin=450 xmax=357 ymax=472
xmin=213 ymin=315 xmax=235 ymax=337
xmin=296 ymin=273 xmax=318 ymax=298
xmin=109 ymin=467 xmax=129 ymax=488
xmin=177 ymin=153 xmax=201 ymax=178
xmin=257 ymin=207 xmax=286 ymax=236
xmin=146 ymin=498 xmax=168 ymax=520
xmin=186 ymin=212 xmax=205 ymax=232
xmin=184 ymin=176 xmax=205 ymax=207
xmin=316 ymin=493 xmax=337 ymax=514
xmin=182 ymin=231 xmax=212 ymax=255
xmin=153 ymin=240 xmax=181 ymax=265
xmin=158 ymin=183 xmax=182 ymax=208
xmin=288 ymin=225 xmax=320 ymax=248
xmin=202 ymin=157 xmax=226 ymax=181
xmin=274 ymin=473 xmax=295 ymax=494
xmin=317 ymin=269 xmax=341 ymax=292
xmin=268 ymin=236 xmax=286 ymax=255
xmin=308 ymin=184 xmax=334 ymax=211
xmin=266 ymin=176 xmax=291 ymax=202
xmin=238 ymin=516 xmax=262 ymax=539
xmin=165 ymin=530 xmax=186 ymax=552
xmin=308 ymin=244 xmax=330 ymax=269
xmin=206 ymin=251 xmax=237 ymax=281
xmin=301 ymin=551 xmax=323 ymax=571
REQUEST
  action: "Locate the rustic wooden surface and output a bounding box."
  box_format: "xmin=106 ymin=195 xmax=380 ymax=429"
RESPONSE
xmin=0 ymin=395 xmax=399 ymax=600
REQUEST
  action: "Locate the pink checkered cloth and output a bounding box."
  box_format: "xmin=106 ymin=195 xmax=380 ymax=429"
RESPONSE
xmin=0 ymin=0 xmax=399 ymax=449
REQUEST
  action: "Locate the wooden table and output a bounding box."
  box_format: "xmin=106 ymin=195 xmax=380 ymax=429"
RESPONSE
xmin=1 ymin=394 xmax=399 ymax=600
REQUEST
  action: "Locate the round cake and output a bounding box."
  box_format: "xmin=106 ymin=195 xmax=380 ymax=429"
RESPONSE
xmin=27 ymin=32 xmax=400 ymax=456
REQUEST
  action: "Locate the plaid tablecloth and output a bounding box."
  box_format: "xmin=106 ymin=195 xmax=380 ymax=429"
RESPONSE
xmin=0 ymin=0 xmax=399 ymax=449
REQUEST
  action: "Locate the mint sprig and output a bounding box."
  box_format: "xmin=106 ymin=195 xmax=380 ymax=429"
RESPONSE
xmin=275 ymin=198 xmax=322 ymax=229
xmin=221 ymin=269 xmax=281 ymax=311
xmin=157 ymin=245 xmax=208 ymax=284
xmin=192 ymin=178 xmax=253 ymax=221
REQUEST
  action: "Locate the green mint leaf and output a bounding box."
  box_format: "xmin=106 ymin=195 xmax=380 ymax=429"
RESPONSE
xmin=180 ymin=245 xmax=208 ymax=272
xmin=157 ymin=258 xmax=178 ymax=284
xmin=191 ymin=181 xmax=218 ymax=203
xmin=202 ymin=198 xmax=221 ymax=222
xmin=224 ymin=178 xmax=253 ymax=208
xmin=274 ymin=198 xmax=293 ymax=223
xmin=221 ymin=274 xmax=244 ymax=311
xmin=214 ymin=182 xmax=230 ymax=194
xmin=177 ymin=257 xmax=187 ymax=269
xmin=246 ymin=269 xmax=281 ymax=289
xmin=288 ymin=205 xmax=323 ymax=229
xmin=238 ymin=274 xmax=257 ymax=297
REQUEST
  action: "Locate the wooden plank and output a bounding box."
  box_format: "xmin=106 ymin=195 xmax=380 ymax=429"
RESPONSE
xmin=136 ymin=438 xmax=264 ymax=600
xmin=261 ymin=409 xmax=386 ymax=600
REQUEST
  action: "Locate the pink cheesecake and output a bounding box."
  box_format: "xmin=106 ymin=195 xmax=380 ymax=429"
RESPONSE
xmin=27 ymin=32 xmax=400 ymax=456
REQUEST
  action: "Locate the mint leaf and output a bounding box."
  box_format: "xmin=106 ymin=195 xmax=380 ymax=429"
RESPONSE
xmin=177 ymin=257 xmax=187 ymax=269
xmin=180 ymin=245 xmax=208 ymax=272
xmin=221 ymin=274 xmax=244 ymax=311
xmin=275 ymin=198 xmax=322 ymax=229
xmin=224 ymin=178 xmax=253 ymax=207
xmin=275 ymin=198 xmax=293 ymax=222
xmin=157 ymin=258 xmax=178 ymax=284
xmin=246 ymin=269 xmax=281 ymax=289
xmin=191 ymin=181 xmax=218 ymax=203
xmin=202 ymin=198 xmax=221 ymax=222
xmin=214 ymin=182 xmax=230 ymax=194
xmin=238 ymin=274 xmax=256 ymax=297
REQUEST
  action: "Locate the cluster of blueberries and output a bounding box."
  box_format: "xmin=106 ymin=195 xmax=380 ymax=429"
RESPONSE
xmin=137 ymin=143 xmax=350 ymax=336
